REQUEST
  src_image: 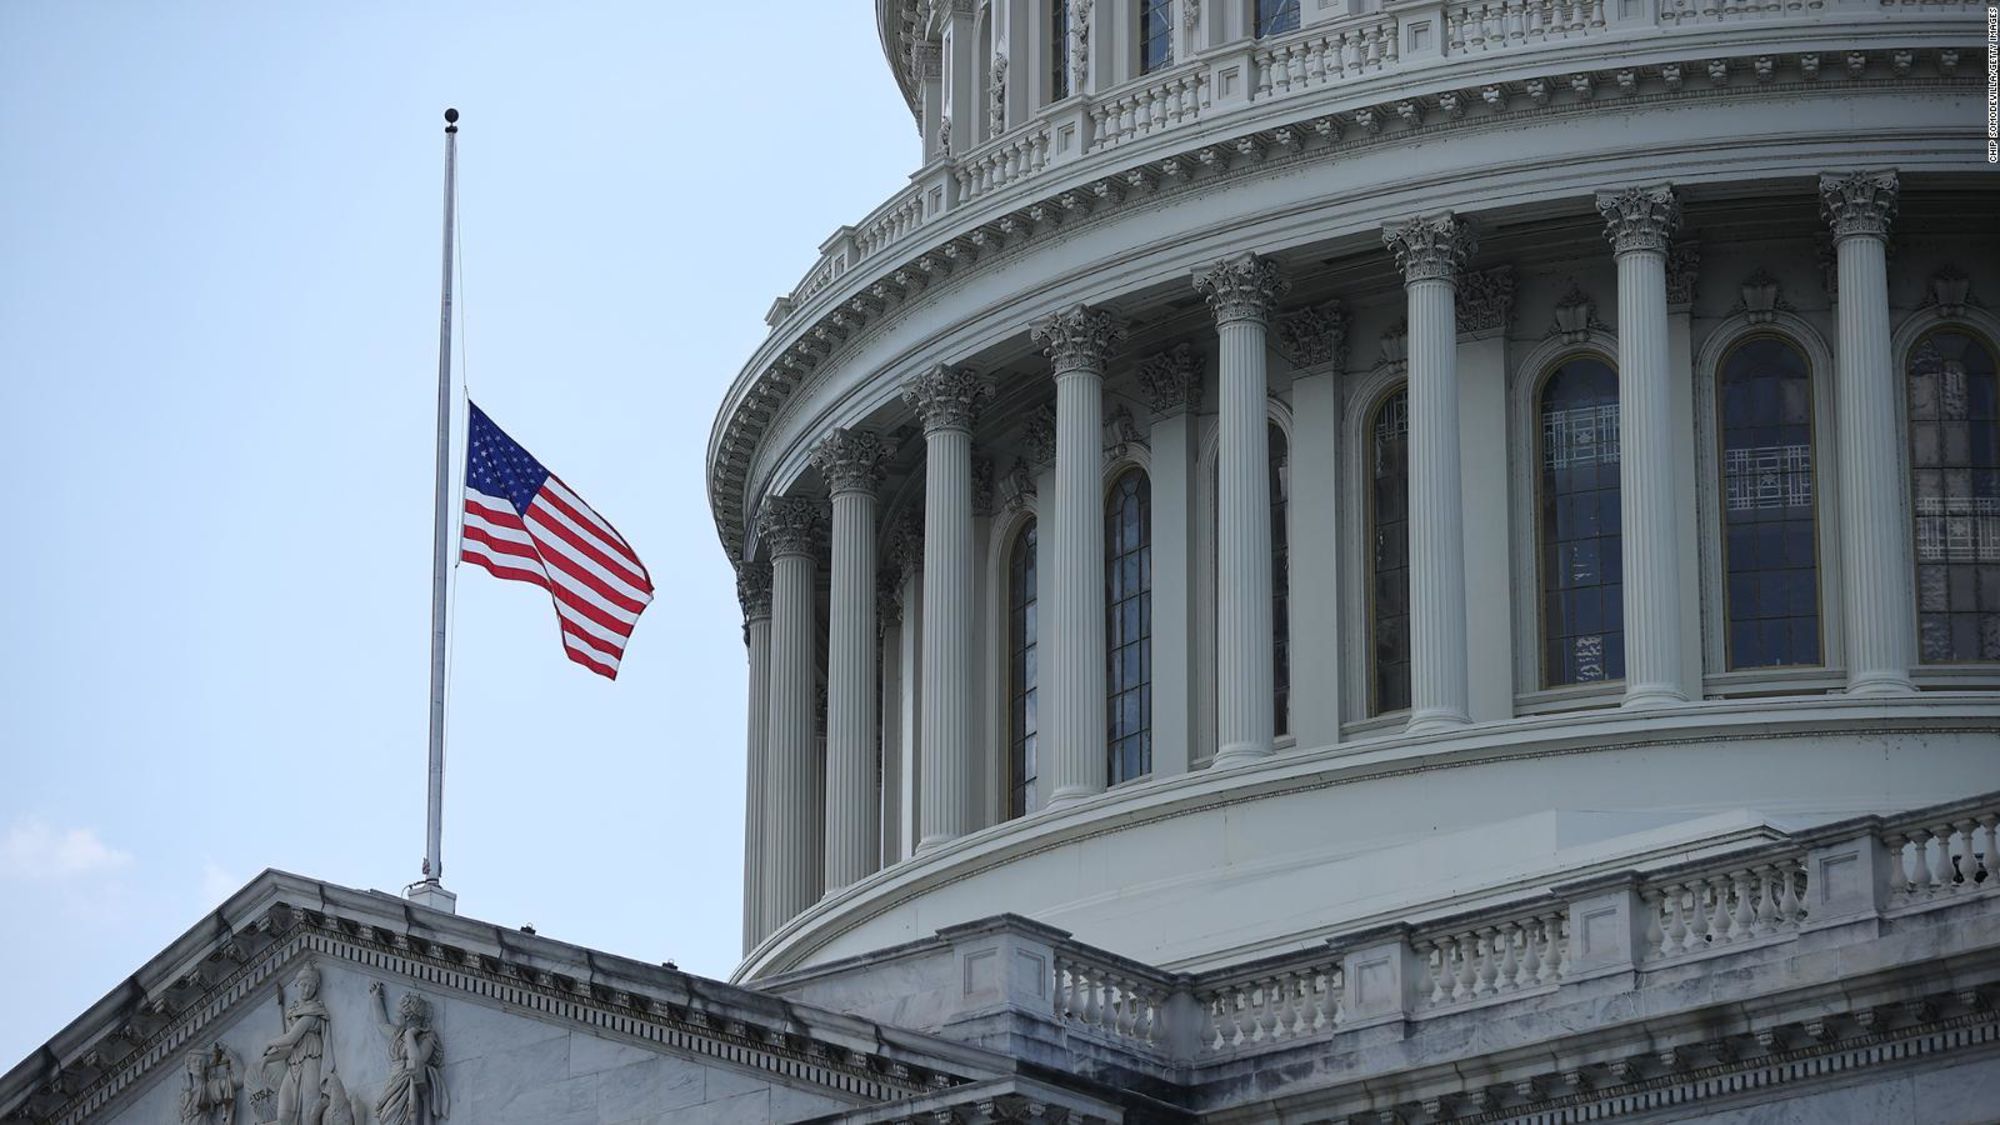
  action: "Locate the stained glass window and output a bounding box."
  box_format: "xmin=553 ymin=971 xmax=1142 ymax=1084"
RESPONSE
xmin=1107 ymin=469 xmax=1152 ymax=783
xmin=1538 ymin=357 xmax=1625 ymax=687
xmin=1718 ymin=336 xmax=1821 ymax=669
xmin=1008 ymin=522 xmax=1040 ymax=818
xmin=1908 ymin=329 xmax=2000 ymax=662
xmin=1257 ymin=0 xmax=1301 ymax=37
xmin=1140 ymin=0 xmax=1174 ymax=74
xmin=1369 ymin=389 xmax=1411 ymax=714
xmin=1270 ymin=423 xmax=1290 ymax=736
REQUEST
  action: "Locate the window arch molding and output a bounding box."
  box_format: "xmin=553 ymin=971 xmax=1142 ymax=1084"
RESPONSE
xmin=1338 ymin=363 xmax=1407 ymax=731
xmin=1507 ymin=327 xmax=1623 ymax=710
xmin=1888 ymin=303 xmax=2000 ymax=686
xmin=982 ymin=495 xmax=1043 ymax=823
xmin=1692 ymin=312 xmax=1845 ymax=694
xmin=1192 ymin=397 xmax=1295 ymax=763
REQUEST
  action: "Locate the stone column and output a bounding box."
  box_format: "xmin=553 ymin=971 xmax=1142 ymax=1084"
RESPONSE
xmin=903 ymin=366 xmax=989 ymax=850
xmin=1032 ymin=306 xmax=1125 ymax=807
xmin=811 ymin=429 xmax=888 ymax=892
xmin=756 ymin=497 xmax=823 ymax=929
xmin=1196 ymin=253 xmax=1290 ymax=767
xmin=1597 ymin=185 xmax=1689 ymax=709
xmin=1821 ymin=170 xmax=1915 ymax=695
xmin=736 ymin=561 xmax=772 ymax=954
xmin=1384 ymin=215 xmax=1476 ymax=733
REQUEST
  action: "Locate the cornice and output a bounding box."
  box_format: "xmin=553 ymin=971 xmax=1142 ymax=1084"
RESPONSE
xmin=708 ymin=33 xmax=1978 ymax=560
xmin=0 ymin=874 xmax=987 ymax=1125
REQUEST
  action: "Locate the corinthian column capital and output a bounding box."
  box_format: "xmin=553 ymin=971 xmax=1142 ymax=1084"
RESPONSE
xmin=809 ymin=428 xmax=889 ymax=497
xmin=902 ymin=365 xmax=991 ymax=434
xmin=1819 ymin=169 xmax=1899 ymax=242
xmin=735 ymin=559 xmax=773 ymax=622
xmin=1276 ymin=300 xmax=1348 ymax=370
xmin=1595 ymin=184 xmax=1682 ymax=256
xmin=1384 ymin=213 xmax=1477 ymax=285
xmin=757 ymin=496 xmax=824 ymax=559
xmin=1031 ymin=304 xmax=1126 ymax=374
xmin=1136 ymin=343 xmax=1205 ymax=415
xmin=1194 ymin=252 xmax=1290 ymax=326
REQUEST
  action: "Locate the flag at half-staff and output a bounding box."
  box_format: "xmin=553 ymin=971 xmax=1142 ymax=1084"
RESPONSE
xmin=459 ymin=401 xmax=654 ymax=678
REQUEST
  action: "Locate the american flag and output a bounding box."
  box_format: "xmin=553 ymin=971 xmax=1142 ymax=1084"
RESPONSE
xmin=460 ymin=402 xmax=653 ymax=678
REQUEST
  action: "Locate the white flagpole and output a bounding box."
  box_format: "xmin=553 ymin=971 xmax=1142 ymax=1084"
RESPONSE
xmin=409 ymin=107 xmax=461 ymax=914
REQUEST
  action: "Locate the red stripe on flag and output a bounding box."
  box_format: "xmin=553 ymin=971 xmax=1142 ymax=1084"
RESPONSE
xmin=526 ymin=494 xmax=651 ymax=593
xmin=462 ymin=548 xmax=551 ymax=591
xmin=550 ymin=583 xmax=638 ymax=639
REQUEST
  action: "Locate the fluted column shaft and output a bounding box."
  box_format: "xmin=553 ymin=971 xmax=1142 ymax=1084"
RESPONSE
xmin=904 ymin=368 xmax=987 ymax=849
xmin=1598 ymin=185 xmax=1688 ymax=708
xmin=1822 ymin=170 xmax=1916 ymax=694
xmin=1385 ymin=216 xmax=1475 ymax=733
xmin=813 ymin=430 xmax=886 ymax=891
xmin=737 ymin=564 xmax=772 ymax=955
xmin=1196 ymin=254 xmax=1289 ymax=766
xmin=758 ymin=499 xmax=823 ymax=929
xmin=1033 ymin=307 xmax=1125 ymax=807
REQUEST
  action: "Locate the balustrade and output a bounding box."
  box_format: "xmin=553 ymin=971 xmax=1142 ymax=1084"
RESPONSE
xmin=1089 ymin=72 xmax=1207 ymax=151
xmin=1251 ymin=17 xmax=1399 ymax=100
xmin=955 ymin=125 xmax=1054 ymax=202
xmin=1641 ymin=859 xmax=1806 ymax=961
xmin=1415 ymin=911 xmax=1566 ymax=1009
xmin=1194 ymin=959 xmax=1343 ymax=1055
xmin=1885 ymin=814 xmax=1997 ymax=908
xmin=1053 ymin=951 xmax=1174 ymax=1052
xmin=1446 ymin=0 xmax=1603 ymax=53
xmin=1659 ymin=0 xmax=1825 ymax=25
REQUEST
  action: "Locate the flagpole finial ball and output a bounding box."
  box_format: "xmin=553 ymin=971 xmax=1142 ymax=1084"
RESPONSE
xmin=444 ymin=108 xmax=460 ymax=128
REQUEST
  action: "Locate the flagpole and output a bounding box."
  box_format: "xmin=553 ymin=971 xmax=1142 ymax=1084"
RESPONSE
xmin=409 ymin=107 xmax=461 ymax=914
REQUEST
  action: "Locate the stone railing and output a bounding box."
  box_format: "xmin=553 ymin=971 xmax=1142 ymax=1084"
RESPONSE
xmin=756 ymin=0 xmax=1968 ymax=332
xmin=1412 ymin=905 xmax=1568 ymax=1010
xmin=1192 ymin=952 xmax=1344 ymax=1056
xmin=1051 ymin=945 xmax=1178 ymax=1055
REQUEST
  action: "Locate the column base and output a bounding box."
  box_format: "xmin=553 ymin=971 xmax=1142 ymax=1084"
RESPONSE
xmin=1621 ymin=684 xmax=1689 ymax=710
xmin=1404 ymin=709 xmax=1471 ymax=737
xmin=1044 ymin=785 xmax=1103 ymax=812
xmin=1211 ymin=742 xmax=1274 ymax=769
xmin=1845 ymin=671 xmax=1916 ymax=697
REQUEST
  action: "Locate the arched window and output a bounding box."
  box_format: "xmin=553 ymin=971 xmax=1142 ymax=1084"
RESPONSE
xmin=1368 ymin=388 xmax=1411 ymax=714
xmin=1257 ymin=0 xmax=1301 ymax=36
xmin=1270 ymin=422 xmax=1290 ymax=737
xmin=1139 ymin=0 xmax=1173 ymax=74
xmin=1537 ymin=357 xmax=1624 ymax=687
xmin=1007 ymin=522 xmax=1040 ymax=818
xmin=1907 ymin=328 xmax=2000 ymax=663
xmin=1048 ymin=0 xmax=1070 ymax=102
xmin=1107 ymin=469 xmax=1152 ymax=783
xmin=1717 ymin=336 xmax=1821 ymax=669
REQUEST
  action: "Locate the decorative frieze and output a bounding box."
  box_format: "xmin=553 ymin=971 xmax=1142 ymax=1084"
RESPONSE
xmin=810 ymin=428 xmax=889 ymax=497
xmin=1194 ymin=252 xmax=1290 ymax=326
xmin=1135 ymin=343 xmax=1205 ymax=415
xmin=1031 ymin=304 xmax=1125 ymax=373
xmin=1276 ymin=301 xmax=1348 ymax=371
xmin=1596 ymin=184 xmax=1682 ymax=255
xmin=757 ymin=496 xmax=825 ymax=559
xmin=1455 ymin=266 xmax=1515 ymax=335
xmin=1819 ymin=169 xmax=1899 ymax=241
xmin=902 ymin=364 xmax=991 ymax=433
xmin=1383 ymin=213 xmax=1477 ymax=284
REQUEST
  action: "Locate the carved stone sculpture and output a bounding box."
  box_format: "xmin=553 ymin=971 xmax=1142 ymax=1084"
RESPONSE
xmin=257 ymin=963 xmax=329 ymax=1125
xmin=988 ymin=53 xmax=1007 ymax=137
xmin=371 ymin=983 xmax=450 ymax=1125
xmin=180 ymin=1042 xmax=241 ymax=1125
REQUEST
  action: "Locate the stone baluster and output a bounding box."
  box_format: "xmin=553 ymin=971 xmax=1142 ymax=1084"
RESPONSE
xmin=736 ymin=561 xmax=773 ymax=953
xmin=903 ymin=367 xmax=990 ymax=851
xmin=1032 ymin=306 xmax=1126 ymax=807
xmin=1384 ymin=214 xmax=1477 ymax=732
xmin=811 ymin=429 xmax=888 ymax=893
xmin=1820 ymin=170 xmax=1916 ymax=694
xmin=1195 ymin=253 xmax=1290 ymax=767
xmin=1597 ymin=184 xmax=1689 ymax=708
xmin=757 ymin=497 xmax=825 ymax=928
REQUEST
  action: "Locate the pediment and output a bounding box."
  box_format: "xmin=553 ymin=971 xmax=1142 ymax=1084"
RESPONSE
xmin=0 ymin=872 xmax=991 ymax=1125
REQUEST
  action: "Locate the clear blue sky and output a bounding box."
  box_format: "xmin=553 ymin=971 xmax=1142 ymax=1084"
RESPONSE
xmin=0 ymin=1 xmax=914 ymax=1065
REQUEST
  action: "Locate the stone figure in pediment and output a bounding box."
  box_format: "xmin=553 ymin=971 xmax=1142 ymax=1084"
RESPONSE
xmin=179 ymin=1041 xmax=241 ymax=1124
xmin=256 ymin=963 xmax=329 ymax=1125
xmin=370 ymin=982 xmax=450 ymax=1124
